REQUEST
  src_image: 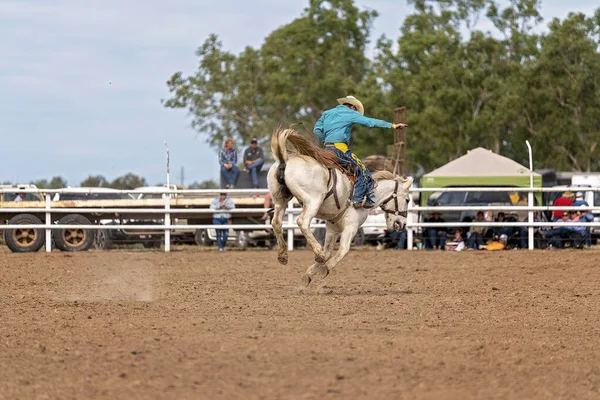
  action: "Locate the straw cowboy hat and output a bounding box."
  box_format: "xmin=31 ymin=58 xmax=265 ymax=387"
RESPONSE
xmin=337 ymin=95 xmax=364 ymax=115
xmin=563 ymin=190 xmax=575 ymax=199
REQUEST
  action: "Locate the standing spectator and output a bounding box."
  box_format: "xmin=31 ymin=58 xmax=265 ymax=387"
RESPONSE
xmin=573 ymin=191 xmax=589 ymax=207
xmin=210 ymin=192 xmax=235 ymax=251
xmin=467 ymin=211 xmax=487 ymax=249
xmin=219 ymin=138 xmax=239 ymax=189
xmin=244 ymin=138 xmax=265 ymax=189
xmin=13 ymin=192 xmax=26 ymax=202
xmin=426 ymin=211 xmax=447 ymax=250
xmin=552 ymin=191 xmax=574 ymax=221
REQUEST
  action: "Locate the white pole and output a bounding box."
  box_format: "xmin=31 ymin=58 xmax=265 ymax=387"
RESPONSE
xmin=164 ymin=193 xmax=171 ymax=252
xmin=525 ymin=140 xmax=534 ymax=250
xmin=45 ymin=194 xmax=52 ymax=252
xmin=164 ymin=141 xmax=170 ymax=188
xmin=287 ymin=200 xmax=294 ymax=251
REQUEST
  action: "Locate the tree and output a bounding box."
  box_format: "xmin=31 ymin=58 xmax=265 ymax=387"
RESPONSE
xmin=163 ymin=0 xmax=378 ymax=151
xmin=517 ymin=11 xmax=600 ymax=171
xmin=187 ymin=179 xmax=219 ymax=189
xmin=31 ymin=176 xmax=68 ymax=189
xmin=109 ymin=173 xmax=148 ymax=190
xmin=80 ymin=175 xmax=109 ymax=187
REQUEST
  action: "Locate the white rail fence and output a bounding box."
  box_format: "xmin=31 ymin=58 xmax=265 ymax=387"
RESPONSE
xmin=1 ymin=186 xmax=599 ymax=252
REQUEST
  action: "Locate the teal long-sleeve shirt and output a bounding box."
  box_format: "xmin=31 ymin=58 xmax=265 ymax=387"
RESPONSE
xmin=313 ymin=105 xmax=393 ymax=145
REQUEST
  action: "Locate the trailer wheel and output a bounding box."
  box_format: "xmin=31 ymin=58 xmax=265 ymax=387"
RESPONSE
xmin=194 ymin=229 xmax=213 ymax=246
xmin=54 ymin=214 xmax=94 ymax=252
xmin=94 ymin=229 xmax=114 ymax=250
xmin=5 ymin=214 xmax=45 ymax=253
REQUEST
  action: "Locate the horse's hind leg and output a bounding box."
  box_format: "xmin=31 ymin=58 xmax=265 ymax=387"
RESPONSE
xmin=271 ymin=199 xmax=288 ymax=265
xmin=296 ymin=200 xmax=327 ymax=264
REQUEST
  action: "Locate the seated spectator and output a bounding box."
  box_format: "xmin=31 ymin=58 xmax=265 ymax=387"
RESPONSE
xmin=552 ymin=191 xmax=574 ymax=221
xmin=244 ymin=138 xmax=265 ymax=189
xmin=491 ymin=212 xmax=514 ymax=239
xmin=13 ymin=192 xmax=26 ymax=202
xmin=378 ymin=229 xmax=408 ymax=250
xmin=479 ymin=234 xmax=508 ymax=251
xmin=545 ymin=211 xmax=573 ymax=248
xmin=446 ymin=228 xmax=466 ymax=251
xmin=567 ymin=206 xmax=593 ymax=248
xmin=219 ymin=138 xmax=239 ymax=189
xmin=425 ymin=211 xmax=447 ymax=250
xmin=467 ymin=211 xmax=487 ymax=250
xmin=519 ymin=211 xmax=546 ymax=249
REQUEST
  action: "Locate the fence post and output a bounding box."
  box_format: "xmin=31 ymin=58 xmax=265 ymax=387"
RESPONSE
xmin=528 ymin=192 xmax=534 ymax=250
xmin=45 ymin=194 xmax=52 ymax=253
xmin=287 ymin=200 xmax=294 ymax=251
xmin=164 ymin=193 xmax=171 ymax=252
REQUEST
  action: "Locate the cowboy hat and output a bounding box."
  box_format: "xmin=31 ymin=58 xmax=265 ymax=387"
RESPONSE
xmin=337 ymin=95 xmax=364 ymax=115
xmin=563 ymin=190 xmax=575 ymax=198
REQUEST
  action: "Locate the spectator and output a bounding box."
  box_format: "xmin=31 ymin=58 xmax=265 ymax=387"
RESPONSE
xmin=210 ymin=192 xmax=235 ymax=251
xmin=261 ymin=192 xmax=272 ymax=221
xmin=13 ymin=192 xmax=26 ymax=202
xmin=573 ymin=191 xmax=589 ymax=207
xmin=519 ymin=211 xmax=546 ymax=249
xmin=545 ymin=211 xmax=572 ymax=248
xmin=378 ymin=229 xmax=408 ymax=250
xmin=467 ymin=211 xmax=487 ymax=250
xmin=480 ymin=234 xmax=508 ymax=251
xmin=552 ymin=191 xmax=574 ymax=221
xmin=568 ymin=206 xmax=593 ymax=248
xmin=425 ymin=211 xmax=447 ymax=250
xmin=219 ymin=138 xmax=239 ymax=189
xmin=244 ymin=138 xmax=265 ymax=189
xmin=491 ymin=212 xmax=513 ymax=239
xmin=446 ymin=228 xmax=466 ymax=251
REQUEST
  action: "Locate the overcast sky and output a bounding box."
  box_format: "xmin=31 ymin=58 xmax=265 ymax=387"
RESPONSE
xmin=1 ymin=0 xmax=597 ymax=187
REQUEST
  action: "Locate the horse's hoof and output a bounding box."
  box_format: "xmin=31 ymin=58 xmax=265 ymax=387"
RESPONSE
xmin=302 ymin=274 xmax=312 ymax=287
xmin=278 ymin=255 xmax=288 ymax=265
xmin=315 ymin=254 xmax=326 ymax=264
xmin=315 ymin=264 xmax=329 ymax=279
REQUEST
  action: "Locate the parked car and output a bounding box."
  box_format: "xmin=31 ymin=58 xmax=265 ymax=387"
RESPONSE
xmin=424 ymin=189 xmax=526 ymax=234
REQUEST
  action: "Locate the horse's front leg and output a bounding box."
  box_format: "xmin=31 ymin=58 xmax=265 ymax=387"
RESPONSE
xmin=303 ymin=227 xmax=339 ymax=286
xmin=271 ymin=201 xmax=288 ymax=265
xmin=322 ymin=225 xmax=357 ymax=276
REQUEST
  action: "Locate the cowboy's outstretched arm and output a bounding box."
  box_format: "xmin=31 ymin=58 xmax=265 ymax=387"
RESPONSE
xmin=313 ymin=115 xmax=326 ymax=142
xmin=351 ymin=114 xmax=407 ymax=129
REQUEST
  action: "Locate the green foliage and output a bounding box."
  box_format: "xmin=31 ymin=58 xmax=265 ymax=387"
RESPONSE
xmin=164 ymin=0 xmax=600 ymax=173
xmin=80 ymin=175 xmax=110 ymax=187
xmin=109 ymin=173 xmax=148 ymax=190
xmin=31 ymin=176 xmax=68 ymax=189
xmin=186 ymin=180 xmax=219 ymax=189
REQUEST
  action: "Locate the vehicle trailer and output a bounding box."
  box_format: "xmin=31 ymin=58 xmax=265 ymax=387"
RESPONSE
xmin=0 ymin=192 xmax=268 ymax=252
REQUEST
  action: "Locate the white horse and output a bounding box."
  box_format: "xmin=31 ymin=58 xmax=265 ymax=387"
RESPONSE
xmin=267 ymin=127 xmax=414 ymax=285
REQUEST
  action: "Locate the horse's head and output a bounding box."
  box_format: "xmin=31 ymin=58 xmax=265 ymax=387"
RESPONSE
xmin=379 ymin=175 xmax=414 ymax=233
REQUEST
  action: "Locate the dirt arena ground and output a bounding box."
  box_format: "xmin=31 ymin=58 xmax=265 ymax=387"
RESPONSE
xmin=1 ymin=247 xmax=599 ymax=399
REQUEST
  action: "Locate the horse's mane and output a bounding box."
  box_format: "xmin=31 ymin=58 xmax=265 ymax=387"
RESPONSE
xmin=371 ymin=170 xmax=410 ymax=183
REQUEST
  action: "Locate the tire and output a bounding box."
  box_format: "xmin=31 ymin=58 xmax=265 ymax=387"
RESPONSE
xmin=236 ymin=231 xmax=249 ymax=248
xmin=54 ymin=214 xmax=94 ymax=252
xmin=5 ymin=214 xmax=45 ymax=253
xmin=352 ymin=228 xmax=365 ymax=247
xmin=94 ymin=229 xmax=114 ymax=250
xmin=194 ymin=229 xmax=213 ymax=246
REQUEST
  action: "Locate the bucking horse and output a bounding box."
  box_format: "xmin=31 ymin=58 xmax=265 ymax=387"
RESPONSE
xmin=267 ymin=127 xmax=414 ymax=286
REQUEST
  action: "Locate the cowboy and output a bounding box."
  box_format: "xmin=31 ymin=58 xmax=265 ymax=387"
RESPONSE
xmin=313 ymin=95 xmax=407 ymax=208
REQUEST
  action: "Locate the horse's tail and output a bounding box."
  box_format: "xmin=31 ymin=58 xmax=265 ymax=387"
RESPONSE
xmin=271 ymin=125 xmax=339 ymax=166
